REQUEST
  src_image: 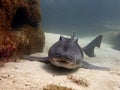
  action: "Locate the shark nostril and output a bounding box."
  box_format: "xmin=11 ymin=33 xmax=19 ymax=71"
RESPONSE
xmin=68 ymin=56 xmax=73 ymax=60
xmin=54 ymin=53 xmax=61 ymax=57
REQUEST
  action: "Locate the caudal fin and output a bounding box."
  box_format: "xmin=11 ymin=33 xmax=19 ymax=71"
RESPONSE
xmin=82 ymin=35 xmax=103 ymax=57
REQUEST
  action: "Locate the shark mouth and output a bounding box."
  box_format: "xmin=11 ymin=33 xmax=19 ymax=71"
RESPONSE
xmin=49 ymin=56 xmax=75 ymax=65
xmin=49 ymin=56 xmax=81 ymax=69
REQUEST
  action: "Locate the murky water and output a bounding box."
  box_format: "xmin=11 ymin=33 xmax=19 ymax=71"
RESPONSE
xmin=40 ymin=0 xmax=120 ymax=51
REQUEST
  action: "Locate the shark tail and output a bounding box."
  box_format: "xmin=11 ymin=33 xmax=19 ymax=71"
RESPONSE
xmin=82 ymin=35 xmax=103 ymax=57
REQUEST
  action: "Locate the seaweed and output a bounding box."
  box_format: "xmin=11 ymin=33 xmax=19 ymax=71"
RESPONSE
xmin=43 ymin=84 xmax=74 ymax=90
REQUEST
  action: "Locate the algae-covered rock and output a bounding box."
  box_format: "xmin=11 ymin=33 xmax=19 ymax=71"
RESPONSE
xmin=0 ymin=0 xmax=45 ymax=64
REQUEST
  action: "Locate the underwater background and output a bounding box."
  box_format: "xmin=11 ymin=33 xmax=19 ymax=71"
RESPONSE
xmin=40 ymin=0 xmax=120 ymax=37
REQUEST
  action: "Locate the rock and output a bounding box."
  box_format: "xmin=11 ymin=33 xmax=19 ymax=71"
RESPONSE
xmin=103 ymin=31 xmax=120 ymax=51
xmin=0 ymin=0 xmax=45 ymax=64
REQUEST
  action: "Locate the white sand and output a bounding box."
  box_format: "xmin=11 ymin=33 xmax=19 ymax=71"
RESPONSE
xmin=0 ymin=33 xmax=120 ymax=90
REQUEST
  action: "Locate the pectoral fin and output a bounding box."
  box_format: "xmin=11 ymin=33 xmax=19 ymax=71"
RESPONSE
xmin=22 ymin=55 xmax=49 ymax=64
xmin=82 ymin=61 xmax=110 ymax=71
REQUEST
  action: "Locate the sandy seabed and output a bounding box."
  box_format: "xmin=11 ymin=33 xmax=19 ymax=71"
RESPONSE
xmin=0 ymin=33 xmax=120 ymax=90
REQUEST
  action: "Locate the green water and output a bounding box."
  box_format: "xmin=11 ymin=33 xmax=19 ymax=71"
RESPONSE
xmin=40 ymin=0 xmax=120 ymax=50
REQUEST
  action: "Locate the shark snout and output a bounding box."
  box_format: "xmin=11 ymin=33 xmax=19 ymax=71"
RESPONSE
xmin=54 ymin=53 xmax=73 ymax=60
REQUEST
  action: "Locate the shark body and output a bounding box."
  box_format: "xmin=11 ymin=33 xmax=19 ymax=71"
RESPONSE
xmin=23 ymin=33 xmax=110 ymax=70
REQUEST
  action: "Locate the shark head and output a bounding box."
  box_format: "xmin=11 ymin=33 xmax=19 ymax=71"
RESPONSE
xmin=48 ymin=33 xmax=83 ymax=69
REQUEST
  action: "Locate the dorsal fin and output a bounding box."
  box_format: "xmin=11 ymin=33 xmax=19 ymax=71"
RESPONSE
xmin=71 ymin=32 xmax=75 ymax=39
